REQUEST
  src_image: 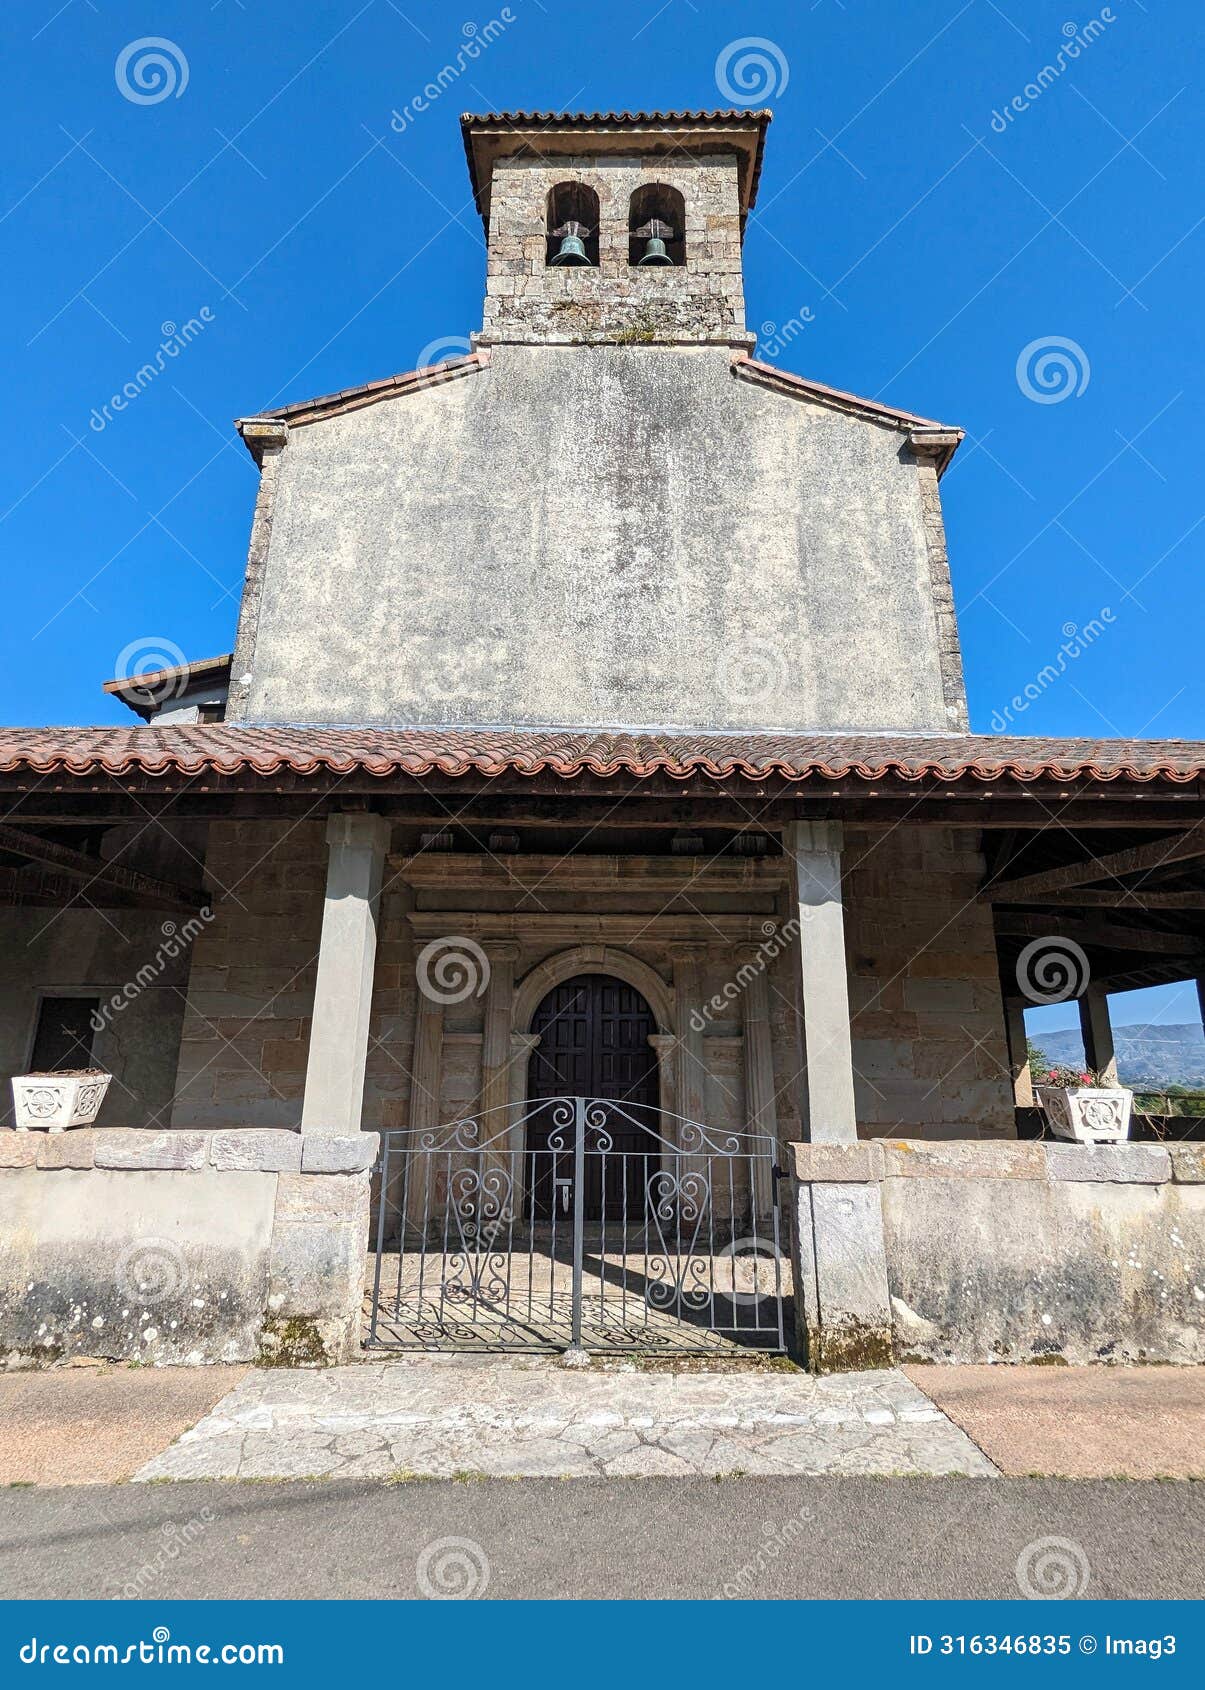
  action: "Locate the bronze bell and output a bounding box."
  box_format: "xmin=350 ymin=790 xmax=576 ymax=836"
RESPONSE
xmin=635 ymin=217 xmax=674 ymax=267
xmin=550 ymin=220 xmax=591 ymax=267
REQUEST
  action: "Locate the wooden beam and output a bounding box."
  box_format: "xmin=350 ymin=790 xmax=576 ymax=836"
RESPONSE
xmin=994 ymin=911 xmax=1203 ymax=955
xmin=0 ymin=823 xmax=208 ymax=913
xmin=996 ymin=889 xmax=1205 ymax=909
xmin=981 ymin=823 xmax=1205 ymax=902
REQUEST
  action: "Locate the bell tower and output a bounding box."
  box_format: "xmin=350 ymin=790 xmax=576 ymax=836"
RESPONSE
xmin=461 ymin=110 xmax=770 ymax=347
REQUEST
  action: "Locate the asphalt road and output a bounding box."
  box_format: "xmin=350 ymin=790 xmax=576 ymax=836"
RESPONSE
xmin=1 ymin=1478 xmax=1202 ymax=1600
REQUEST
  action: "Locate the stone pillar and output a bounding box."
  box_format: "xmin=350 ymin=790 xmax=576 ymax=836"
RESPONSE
xmin=504 ymin=1031 xmax=540 ymax=1227
xmin=404 ymin=988 xmax=445 ymax=1236
xmin=1079 ymin=984 xmax=1118 ymax=1085
xmin=647 ymin=1033 xmax=677 ymax=1122
xmin=301 ymin=814 xmax=391 ymax=1137
xmin=479 ymin=944 xmax=521 ymax=1132
xmin=737 ymin=945 xmax=778 ymax=1215
xmin=1003 ymin=998 xmax=1034 ymax=1106
xmin=783 ymin=821 xmax=858 ymax=1144
xmin=788 ymin=1141 xmax=893 ymax=1373
xmin=670 ymin=948 xmax=707 ymax=1127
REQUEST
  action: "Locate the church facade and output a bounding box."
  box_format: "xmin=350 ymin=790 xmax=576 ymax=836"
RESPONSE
xmin=2 ymin=112 xmax=1203 ymax=1367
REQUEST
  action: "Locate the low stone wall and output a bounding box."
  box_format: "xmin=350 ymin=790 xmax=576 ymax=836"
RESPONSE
xmin=0 ymin=1128 xmax=377 ymax=1368
xmin=789 ymin=1139 xmax=1205 ymax=1370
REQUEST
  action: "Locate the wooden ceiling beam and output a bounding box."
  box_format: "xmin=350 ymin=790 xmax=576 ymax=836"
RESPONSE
xmin=981 ymin=823 xmax=1205 ymax=902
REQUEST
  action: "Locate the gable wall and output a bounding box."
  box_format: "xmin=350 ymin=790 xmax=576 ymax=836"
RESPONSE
xmin=235 ymin=344 xmax=965 ymax=733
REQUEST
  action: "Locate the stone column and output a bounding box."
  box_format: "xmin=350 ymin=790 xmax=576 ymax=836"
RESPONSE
xmin=647 ymin=1033 xmax=677 ymax=1123
xmin=403 ymin=988 xmax=445 ymax=1236
xmin=670 ymin=948 xmax=707 ymax=1128
xmin=301 ymin=814 xmax=391 ymax=1137
xmin=1078 ymin=984 xmax=1118 ymax=1085
xmin=737 ymin=945 xmax=778 ymax=1215
xmin=479 ymin=943 xmax=521 ymax=1132
xmin=1003 ymin=998 xmax=1034 ymax=1107
xmin=506 ymin=1032 xmax=541 ymax=1226
xmin=783 ymin=821 xmax=858 ymax=1144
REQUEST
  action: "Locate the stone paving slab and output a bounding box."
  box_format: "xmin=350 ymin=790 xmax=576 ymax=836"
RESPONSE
xmin=134 ymin=1356 xmax=998 ymax=1481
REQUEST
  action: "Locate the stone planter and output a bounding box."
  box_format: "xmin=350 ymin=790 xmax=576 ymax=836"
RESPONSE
xmin=1035 ymin=1084 xmax=1133 ymax=1144
xmin=11 ymin=1070 xmax=112 ymax=1132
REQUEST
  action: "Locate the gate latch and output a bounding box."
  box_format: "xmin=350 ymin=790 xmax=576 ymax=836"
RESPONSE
xmin=554 ymin=1176 xmax=573 ymax=1214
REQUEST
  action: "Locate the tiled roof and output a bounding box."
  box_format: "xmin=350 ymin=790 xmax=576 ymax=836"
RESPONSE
xmin=238 ymin=354 xmax=485 ymax=432
xmin=460 ymin=109 xmax=772 ymax=230
xmin=102 ymin=653 xmax=232 ymax=698
xmin=460 ymin=109 xmax=773 ymax=124
xmin=1 ymin=726 xmax=1202 ymax=786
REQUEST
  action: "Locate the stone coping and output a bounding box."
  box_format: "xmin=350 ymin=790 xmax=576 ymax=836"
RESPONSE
xmin=790 ymin=1138 xmax=1203 ymax=1187
xmin=0 ymin=1127 xmax=379 ymax=1175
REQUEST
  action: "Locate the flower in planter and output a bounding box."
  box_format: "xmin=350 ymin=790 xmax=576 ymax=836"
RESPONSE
xmin=1041 ymin=1065 xmax=1107 ymax=1088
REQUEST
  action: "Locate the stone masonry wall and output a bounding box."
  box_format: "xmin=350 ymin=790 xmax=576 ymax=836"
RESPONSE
xmin=0 ymin=1127 xmax=375 ymax=1367
xmin=481 ymin=153 xmax=747 ymax=343
xmin=841 ymin=825 xmax=1013 ymax=1139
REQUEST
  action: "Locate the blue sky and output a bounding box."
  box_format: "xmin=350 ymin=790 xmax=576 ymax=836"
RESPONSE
xmin=3 ymin=0 xmax=1202 ymax=1030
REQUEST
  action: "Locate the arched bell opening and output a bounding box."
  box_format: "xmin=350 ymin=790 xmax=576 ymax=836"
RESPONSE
xmin=628 ymin=183 xmax=686 ymax=268
xmin=545 ymin=182 xmax=600 ymax=268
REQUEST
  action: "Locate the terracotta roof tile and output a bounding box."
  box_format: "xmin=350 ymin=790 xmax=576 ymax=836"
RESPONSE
xmin=0 ymin=726 xmax=1202 ymax=786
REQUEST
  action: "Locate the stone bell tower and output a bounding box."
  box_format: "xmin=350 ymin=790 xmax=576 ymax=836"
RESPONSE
xmin=461 ymin=110 xmax=770 ymax=346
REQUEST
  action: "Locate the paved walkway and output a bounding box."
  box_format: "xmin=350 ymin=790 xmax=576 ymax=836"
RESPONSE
xmin=908 ymin=1364 xmax=1205 ymax=1479
xmin=134 ymin=1357 xmax=996 ymax=1481
xmin=0 ymin=1364 xmax=247 ymax=1486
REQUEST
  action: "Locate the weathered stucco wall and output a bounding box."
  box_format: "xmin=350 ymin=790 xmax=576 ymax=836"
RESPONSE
xmin=0 ymin=1127 xmax=374 ymax=1367
xmin=236 ymin=345 xmax=958 ymax=733
xmin=790 ymin=1140 xmax=1205 ymax=1371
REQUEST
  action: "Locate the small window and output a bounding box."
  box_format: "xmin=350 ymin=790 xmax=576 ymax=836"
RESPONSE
xmin=628 ymin=184 xmax=686 ymax=267
xmin=29 ymin=996 xmax=99 ymax=1072
xmin=546 ymin=182 xmax=599 ymax=268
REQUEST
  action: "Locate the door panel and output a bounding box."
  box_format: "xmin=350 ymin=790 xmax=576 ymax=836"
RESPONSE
xmin=526 ymin=975 xmax=661 ymax=1221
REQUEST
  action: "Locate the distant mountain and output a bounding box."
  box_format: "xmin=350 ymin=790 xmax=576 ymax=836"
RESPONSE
xmin=1031 ymin=1023 xmax=1205 ymax=1089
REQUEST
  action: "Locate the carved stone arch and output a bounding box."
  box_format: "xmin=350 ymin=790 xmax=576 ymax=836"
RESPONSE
xmin=513 ymin=944 xmax=675 ymax=1036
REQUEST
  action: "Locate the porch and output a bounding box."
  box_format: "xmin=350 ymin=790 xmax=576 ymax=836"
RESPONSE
xmin=1 ymin=725 xmax=1204 ymax=1366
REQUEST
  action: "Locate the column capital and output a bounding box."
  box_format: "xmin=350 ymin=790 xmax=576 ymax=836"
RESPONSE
xmin=484 ymin=940 xmax=523 ymax=965
xmin=324 ymin=812 xmax=392 ymax=852
xmin=784 ymin=819 xmax=844 ymax=856
xmin=511 ymin=1031 xmax=541 ymax=1052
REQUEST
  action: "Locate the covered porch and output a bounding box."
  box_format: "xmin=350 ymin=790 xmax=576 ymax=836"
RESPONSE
xmin=1 ymin=725 xmax=1203 ymax=1363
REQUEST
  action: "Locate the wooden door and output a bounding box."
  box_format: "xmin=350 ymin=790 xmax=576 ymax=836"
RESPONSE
xmin=526 ymin=975 xmax=660 ymax=1221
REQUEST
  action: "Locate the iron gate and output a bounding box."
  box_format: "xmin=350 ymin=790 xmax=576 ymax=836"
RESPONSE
xmin=366 ymin=1097 xmax=786 ymax=1354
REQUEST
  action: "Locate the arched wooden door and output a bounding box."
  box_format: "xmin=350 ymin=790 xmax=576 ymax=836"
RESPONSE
xmin=526 ymin=974 xmax=660 ymax=1221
